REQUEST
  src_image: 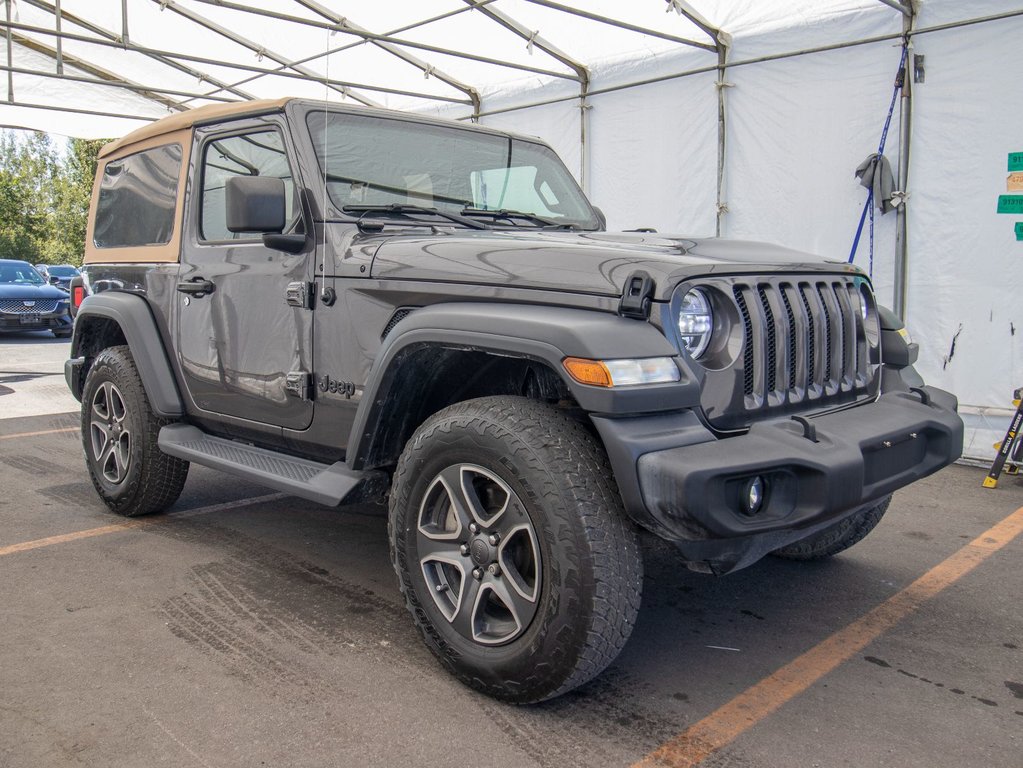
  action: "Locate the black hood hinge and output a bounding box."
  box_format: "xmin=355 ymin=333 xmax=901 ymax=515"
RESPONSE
xmin=618 ymin=270 xmax=656 ymax=320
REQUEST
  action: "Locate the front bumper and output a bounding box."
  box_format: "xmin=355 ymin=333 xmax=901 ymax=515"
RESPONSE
xmin=594 ymin=382 xmax=963 ymax=575
xmin=0 ymin=309 xmax=72 ymax=333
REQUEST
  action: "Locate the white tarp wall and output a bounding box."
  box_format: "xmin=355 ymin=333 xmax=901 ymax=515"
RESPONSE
xmin=452 ymin=0 xmax=1022 ymax=462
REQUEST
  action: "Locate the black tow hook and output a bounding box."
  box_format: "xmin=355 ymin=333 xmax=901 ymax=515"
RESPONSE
xmin=791 ymin=415 xmax=819 ymax=443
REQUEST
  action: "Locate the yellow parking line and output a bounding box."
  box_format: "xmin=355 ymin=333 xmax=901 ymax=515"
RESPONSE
xmin=632 ymin=505 xmax=1023 ymax=768
xmin=0 ymin=493 xmax=287 ymax=558
xmin=0 ymin=426 xmax=79 ymax=440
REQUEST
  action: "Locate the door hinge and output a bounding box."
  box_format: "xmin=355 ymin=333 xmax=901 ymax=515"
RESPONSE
xmin=286 ymin=281 xmax=315 ymax=309
xmin=284 ymin=371 xmax=312 ymax=400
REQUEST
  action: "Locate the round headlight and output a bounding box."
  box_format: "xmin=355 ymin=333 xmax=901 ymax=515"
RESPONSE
xmin=678 ymin=288 xmax=713 ymax=359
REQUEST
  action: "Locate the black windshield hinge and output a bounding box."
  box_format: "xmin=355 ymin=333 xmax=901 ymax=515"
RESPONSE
xmin=618 ymin=270 xmax=655 ymax=320
xmin=286 ymin=281 xmax=315 ymax=309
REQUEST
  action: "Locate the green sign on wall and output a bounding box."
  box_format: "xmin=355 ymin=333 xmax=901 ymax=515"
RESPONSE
xmin=1010 ymin=153 xmax=1023 ymax=172
xmin=997 ymin=195 xmax=1023 ymax=214
xmin=1016 ymin=222 xmax=1023 ymax=241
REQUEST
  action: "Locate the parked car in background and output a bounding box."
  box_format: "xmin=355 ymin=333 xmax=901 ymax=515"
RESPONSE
xmin=34 ymin=264 xmax=80 ymax=292
xmin=0 ymin=259 xmax=73 ymax=338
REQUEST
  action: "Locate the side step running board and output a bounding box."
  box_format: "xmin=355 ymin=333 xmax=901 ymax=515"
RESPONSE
xmin=158 ymin=424 xmax=380 ymax=507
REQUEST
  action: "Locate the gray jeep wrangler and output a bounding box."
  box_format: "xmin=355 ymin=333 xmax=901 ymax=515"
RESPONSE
xmin=66 ymin=98 xmax=963 ymax=703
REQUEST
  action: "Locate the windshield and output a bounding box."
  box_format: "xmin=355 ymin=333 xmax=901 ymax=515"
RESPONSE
xmin=0 ymin=263 xmax=45 ymax=285
xmin=306 ymin=111 xmax=598 ymax=230
xmin=49 ymin=266 xmax=79 ymax=277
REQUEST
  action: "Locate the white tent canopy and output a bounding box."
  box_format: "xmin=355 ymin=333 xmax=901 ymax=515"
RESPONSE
xmin=2 ymin=0 xmax=1021 ymax=461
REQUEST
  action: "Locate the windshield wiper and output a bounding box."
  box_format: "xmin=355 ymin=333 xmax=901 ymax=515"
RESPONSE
xmin=460 ymin=207 xmax=578 ymax=230
xmin=343 ymin=203 xmax=485 ymax=230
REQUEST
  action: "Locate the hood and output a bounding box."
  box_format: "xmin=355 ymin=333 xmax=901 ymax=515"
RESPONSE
xmin=369 ymin=230 xmax=861 ymax=300
xmin=0 ymin=282 xmax=70 ymax=300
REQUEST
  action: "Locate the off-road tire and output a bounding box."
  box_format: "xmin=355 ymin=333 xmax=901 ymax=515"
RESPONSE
xmin=772 ymin=495 xmax=892 ymax=561
xmin=81 ymin=345 xmax=189 ymax=516
xmin=389 ymin=396 xmax=643 ymax=703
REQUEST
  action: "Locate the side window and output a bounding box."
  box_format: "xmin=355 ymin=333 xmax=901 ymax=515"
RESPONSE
xmin=93 ymin=144 xmax=182 ymax=248
xmin=200 ymin=130 xmax=296 ymax=241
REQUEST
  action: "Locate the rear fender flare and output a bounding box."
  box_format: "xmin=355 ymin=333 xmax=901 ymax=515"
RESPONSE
xmin=70 ymin=292 xmax=183 ymax=418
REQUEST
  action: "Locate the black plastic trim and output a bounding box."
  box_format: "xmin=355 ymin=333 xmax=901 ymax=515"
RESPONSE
xmin=70 ymin=292 xmax=184 ymax=418
xmin=347 ymin=302 xmax=701 ymax=469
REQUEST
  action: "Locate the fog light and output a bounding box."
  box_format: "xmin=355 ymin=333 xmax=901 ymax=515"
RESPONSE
xmin=742 ymin=475 xmax=766 ymax=516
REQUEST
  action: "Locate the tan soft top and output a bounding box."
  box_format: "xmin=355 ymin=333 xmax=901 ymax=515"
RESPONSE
xmin=99 ymin=97 xmax=292 ymax=159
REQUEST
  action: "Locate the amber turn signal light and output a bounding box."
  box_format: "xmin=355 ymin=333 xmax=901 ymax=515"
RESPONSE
xmin=562 ymin=357 xmax=614 ymax=387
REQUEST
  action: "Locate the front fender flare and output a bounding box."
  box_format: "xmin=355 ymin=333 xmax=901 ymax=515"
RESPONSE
xmin=348 ymin=303 xmax=700 ymax=468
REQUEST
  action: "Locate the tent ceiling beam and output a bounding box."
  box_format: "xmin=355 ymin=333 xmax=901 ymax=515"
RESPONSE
xmin=151 ymin=0 xmax=382 ymax=108
xmin=291 ymin=0 xmax=482 ymax=116
xmin=3 ymin=97 xmax=159 ymax=122
xmin=0 ymin=20 xmax=472 ymax=106
xmin=0 ymin=62 xmax=236 ymax=105
xmin=180 ymin=0 xmax=480 ymax=110
xmin=518 ymin=0 xmax=716 ymax=53
xmin=162 ymin=0 xmax=577 ymax=85
xmin=184 ymin=2 xmax=496 ymax=108
xmin=461 ymin=0 xmax=587 ymax=84
xmin=875 ymin=0 xmax=912 ymax=16
xmin=8 ymin=29 xmax=185 ymax=111
xmin=22 ymin=0 xmax=257 ymax=102
xmin=662 ymin=0 xmax=722 ymax=47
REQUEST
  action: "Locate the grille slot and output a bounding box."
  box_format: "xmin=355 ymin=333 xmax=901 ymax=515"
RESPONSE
xmin=733 ymin=286 xmax=755 ymax=396
xmin=720 ymin=275 xmax=876 ymax=428
xmin=0 ymin=299 xmax=60 ymax=314
xmin=756 ymin=285 xmax=778 ymax=394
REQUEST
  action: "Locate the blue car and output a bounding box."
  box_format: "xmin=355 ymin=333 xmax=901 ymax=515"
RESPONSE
xmin=0 ymin=259 xmax=74 ymax=338
xmin=35 ymin=263 xmax=80 ymax=292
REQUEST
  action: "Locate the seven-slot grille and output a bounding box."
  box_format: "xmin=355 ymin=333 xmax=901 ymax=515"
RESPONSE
xmin=0 ymin=299 xmax=61 ymax=314
xmin=693 ymin=274 xmax=878 ymax=430
xmin=731 ymin=277 xmax=872 ymax=406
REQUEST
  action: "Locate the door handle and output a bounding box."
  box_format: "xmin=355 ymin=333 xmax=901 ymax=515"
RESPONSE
xmin=177 ymin=278 xmax=215 ymax=297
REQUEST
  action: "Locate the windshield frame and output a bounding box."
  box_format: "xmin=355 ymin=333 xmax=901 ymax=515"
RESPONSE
xmin=301 ymin=106 xmax=600 ymax=231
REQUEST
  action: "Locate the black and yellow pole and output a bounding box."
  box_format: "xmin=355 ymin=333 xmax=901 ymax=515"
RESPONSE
xmin=984 ymin=389 xmax=1023 ymax=488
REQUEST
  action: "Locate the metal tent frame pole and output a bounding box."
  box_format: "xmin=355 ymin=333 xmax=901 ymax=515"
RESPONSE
xmin=893 ymin=0 xmax=916 ymax=319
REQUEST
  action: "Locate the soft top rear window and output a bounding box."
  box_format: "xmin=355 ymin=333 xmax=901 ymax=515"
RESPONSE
xmin=93 ymin=143 xmax=182 ymax=249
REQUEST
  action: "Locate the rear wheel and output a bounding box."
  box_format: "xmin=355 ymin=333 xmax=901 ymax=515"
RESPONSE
xmin=389 ymin=396 xmax=642 ymax=703
xmin=81 ymin=346 xmax=189 ymax=516
xmin=772 ymin=495 xmax=892 ymax=561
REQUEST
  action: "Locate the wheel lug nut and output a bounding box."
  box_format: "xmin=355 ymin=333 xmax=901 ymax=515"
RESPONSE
xmin=459 ymin=543 xmax=470 ymax=556
xmin=472 ymin=567 xmax=483 ymax=581
xmin=487 ymin=563 xmax=501 ymax=577
xmin=468 ymin=522 xmax=479 ymax=534
xmin=488 ymin=533 xmax=500 ymax=546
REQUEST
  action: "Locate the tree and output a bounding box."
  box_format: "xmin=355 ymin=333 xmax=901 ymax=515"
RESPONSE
xmin=0 ymin=130 xmax=106 ymax=266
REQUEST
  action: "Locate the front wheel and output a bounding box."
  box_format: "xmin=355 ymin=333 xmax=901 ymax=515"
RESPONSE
xmin=389 ymin=396 xmax=642 ymax=703
xmin=81 ymin=345 xmax=189 ymax=516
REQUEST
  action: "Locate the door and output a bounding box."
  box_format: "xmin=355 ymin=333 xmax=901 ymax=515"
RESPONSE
xmin=175 ymin=117 xmax=314 ymax=430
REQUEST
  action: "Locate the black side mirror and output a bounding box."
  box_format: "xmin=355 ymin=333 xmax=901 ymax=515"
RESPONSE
xmin=226 ymin=176 xmax=286 ymax=233
xmin=48 ymin=275 xmax=61 ymax=285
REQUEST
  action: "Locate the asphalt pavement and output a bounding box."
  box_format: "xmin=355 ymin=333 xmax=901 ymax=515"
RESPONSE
xmin=1 ymin=332 xmax=1021 ymax=768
